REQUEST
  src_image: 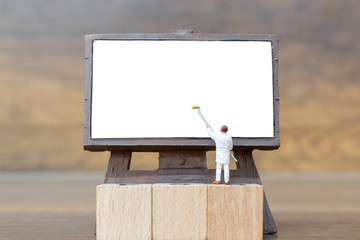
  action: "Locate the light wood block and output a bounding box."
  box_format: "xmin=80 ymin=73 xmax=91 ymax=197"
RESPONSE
xmin=208 ymin=184 xmax=263 ymax=240
xmin=96 ymin=184 xmax=151 ymax=240
xmin=152 ymin=184 xmax=207 ymax=240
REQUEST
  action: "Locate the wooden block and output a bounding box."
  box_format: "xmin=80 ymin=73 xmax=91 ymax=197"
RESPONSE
xmin=96 ymin=184 xmax=151 ymax=240
xmin=208 ymin=184 xmax=263 ymax=240
xmin=152 ymin=184 xmax=207 ymax=240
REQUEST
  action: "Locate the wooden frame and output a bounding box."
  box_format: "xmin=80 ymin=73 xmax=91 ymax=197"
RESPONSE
xmin=83 ymin=33 xmax=279 ymax=152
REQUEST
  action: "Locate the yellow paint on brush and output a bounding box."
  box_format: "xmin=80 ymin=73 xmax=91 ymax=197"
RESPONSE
xmin=192 ymin=105 xmax=199 ymax=109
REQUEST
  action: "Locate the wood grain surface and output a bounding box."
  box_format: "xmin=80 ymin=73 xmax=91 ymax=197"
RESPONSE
xmin=97 ymin=183 xmax=264 ymax=239
xmin=208 ymin=184 xmax=263 ymax=240
xmin=96 ymin=184 xmax=152 ymax=240
xmin=152 ymin=184 xmax=207 ymax=240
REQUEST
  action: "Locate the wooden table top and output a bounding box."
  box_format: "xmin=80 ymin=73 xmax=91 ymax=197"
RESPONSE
xmin=0 ymin=172 xmax=359 ymax=240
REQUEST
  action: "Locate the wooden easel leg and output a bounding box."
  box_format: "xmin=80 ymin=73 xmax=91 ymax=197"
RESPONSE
xmin=104 ymin=151 xmax=132 ymax=180
xmin=234 ymin=150 xmax=277 ymax=234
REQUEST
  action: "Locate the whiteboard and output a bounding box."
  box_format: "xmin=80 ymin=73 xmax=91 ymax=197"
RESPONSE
xmin=91 ymin=40 xmax=274 ymax=139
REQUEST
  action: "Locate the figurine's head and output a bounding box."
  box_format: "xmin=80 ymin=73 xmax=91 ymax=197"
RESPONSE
xmin=221 ymin=125 xmax=228 ymax=133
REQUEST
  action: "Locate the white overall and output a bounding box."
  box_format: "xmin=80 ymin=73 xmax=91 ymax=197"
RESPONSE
xmin=207 ymin=128 xmax=233 ymax=182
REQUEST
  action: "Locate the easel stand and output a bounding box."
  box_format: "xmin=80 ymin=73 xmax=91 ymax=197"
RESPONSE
xmin=103 ymin=150 xmax=277 ymax=234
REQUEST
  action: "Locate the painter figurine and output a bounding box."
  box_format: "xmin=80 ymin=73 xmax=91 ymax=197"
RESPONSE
xmin=206 ymin=123 xmax=233 ymax=185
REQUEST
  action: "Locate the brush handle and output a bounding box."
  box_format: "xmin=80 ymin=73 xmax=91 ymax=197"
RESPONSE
xmin=230 ymin=153 xmax=238 ymax=163
xmin=198 ymin=110 xmax=214 ymax=132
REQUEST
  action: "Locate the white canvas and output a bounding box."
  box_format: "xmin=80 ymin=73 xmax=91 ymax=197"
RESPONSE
xmin=91 ymin=40 xmax=274 ymax=138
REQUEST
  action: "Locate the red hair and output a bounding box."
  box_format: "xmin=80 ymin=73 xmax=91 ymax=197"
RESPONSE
xmin=221 ymin=125 xmax=228 ymax=133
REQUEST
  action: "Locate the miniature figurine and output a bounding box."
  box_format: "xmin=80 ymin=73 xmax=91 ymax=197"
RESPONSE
xmin=206 ymin=123 xmax=233 ymax=185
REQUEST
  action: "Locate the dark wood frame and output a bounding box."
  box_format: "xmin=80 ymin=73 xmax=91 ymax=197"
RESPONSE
xmin=84 ymin=32 xmax=279 ymax=152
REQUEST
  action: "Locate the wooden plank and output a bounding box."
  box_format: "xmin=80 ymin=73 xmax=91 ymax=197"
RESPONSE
xmin=96 ymin=184 xmax=151 ymax=240
xmin=83 ymin=137 xmax=280 ymax=151
xmin=152 ymin=184 xmax=207 ymax=240
xmin=208 ymin=184 xmax=263 ymax=240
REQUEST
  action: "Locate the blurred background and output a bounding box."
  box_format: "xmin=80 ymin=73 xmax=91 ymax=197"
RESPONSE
xmin=1 ymin=0 xmax=359 ymax=172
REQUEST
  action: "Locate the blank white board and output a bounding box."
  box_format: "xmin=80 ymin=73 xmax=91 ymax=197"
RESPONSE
xmin=91 ymin=40 xmax=274 ymax=138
